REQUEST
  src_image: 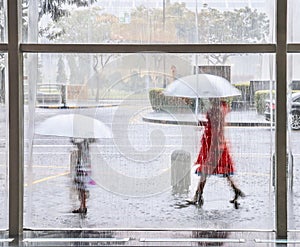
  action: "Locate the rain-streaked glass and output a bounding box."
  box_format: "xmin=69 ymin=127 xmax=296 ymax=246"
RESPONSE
xmin=24 ymin=52 xmax=275 ymax=230
xmin=23 ymin=0 xmax=274 ymax=44
xmin=0 ymin=55 xmax=7 ymax=229
xmin=288 ymin=0 xmax=300 ymax=43
xmin=287 ymin=54 xmax=300 ymax=235
xmin=0 ymin=1 xmax=6 ymax=43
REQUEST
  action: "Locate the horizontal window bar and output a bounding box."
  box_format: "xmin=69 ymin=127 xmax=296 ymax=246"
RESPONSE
xmin=23 ymin=238 xmax=130 ymax=243
xmin=20 ymin=44 xmax=276 ymax=54
xmin=0 ymin=44 xmax=8 ymax=52
xmin=24 ymin=227 xmax=275 ymax=232
xmin=0 ymin=239 xmax=14 ymax=243
xmin=140 ymin=238 xmax=245 ymax=243
xmin=255 ymin=239 xmax=300 ymax=244
xmin=0 ymin=43 xmax=297 ymax=53
xmin=287 ymin=44 xmax=300 ymax=52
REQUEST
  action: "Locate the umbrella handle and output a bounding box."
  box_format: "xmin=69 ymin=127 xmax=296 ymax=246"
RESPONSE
xmin=195 ymin=98 xmax=199 ymax=117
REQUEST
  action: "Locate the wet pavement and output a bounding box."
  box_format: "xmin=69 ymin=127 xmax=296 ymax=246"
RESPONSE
xmin=0 ymin=102 xmax=300 ymax=246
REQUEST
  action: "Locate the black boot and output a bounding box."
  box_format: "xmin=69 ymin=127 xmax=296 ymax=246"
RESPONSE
xmin=186 ymin=191 xmax=199 ymax=205
xmin=197 ymin=193 xmax=204 ymax=207
xmin=230 ymin=188 xmax=245 ymax=209
xmin=186 ymin=191 xmax=204 ymax=207
xmin=72 ymin=207 xmax=87 ymax=214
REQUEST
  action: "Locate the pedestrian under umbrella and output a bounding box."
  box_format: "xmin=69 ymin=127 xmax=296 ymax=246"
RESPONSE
xmin=72 ymin=138 xmax=93 ymax=214
xmin=187 ymin=98 xmax=245 ymax=209
xmin=35 ymin=114 xmax=112 ymax=214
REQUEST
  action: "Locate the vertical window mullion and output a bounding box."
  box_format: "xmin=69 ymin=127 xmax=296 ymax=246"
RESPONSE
xmin=276 ymin=0 xmax=288 ymax=240
xmin=8 ymin=0 xmax=23 ymax=240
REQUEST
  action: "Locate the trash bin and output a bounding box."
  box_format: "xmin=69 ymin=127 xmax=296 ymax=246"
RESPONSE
xmin=171 ymin=150 xmax=191 ymax=193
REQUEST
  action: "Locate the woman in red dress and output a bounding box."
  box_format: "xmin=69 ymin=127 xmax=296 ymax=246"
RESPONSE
xmin=189 ymin=98 xmax=244 ymax=209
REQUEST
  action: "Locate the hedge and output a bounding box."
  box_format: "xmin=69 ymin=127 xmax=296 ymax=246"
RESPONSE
xmin=148 ymin=88 xmax=235 ymax=113
xmin=149 ymin=88 xmax=196 ymax=113
xmin=233 ymin=82 xmax=251 ymax=102
xmin=254 ymin=90 xmax=275 ymax=114
xmin=254 ymin=90 xmax=300 ymax=114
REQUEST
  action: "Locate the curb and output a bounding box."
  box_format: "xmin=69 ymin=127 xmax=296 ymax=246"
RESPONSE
xmin=37 ymin=104 xmax=119 ymax=109
xmin=142 ymin=116 xmax=271 ymax=127
xmin=142 ymin=116 xmax=198 ymax=126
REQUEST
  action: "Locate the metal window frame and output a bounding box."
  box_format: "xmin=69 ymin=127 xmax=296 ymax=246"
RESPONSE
xmin=4 ymin=0 xmax=297 ymax=243
xmin=276 ymin=0 xmax=287 ymax=240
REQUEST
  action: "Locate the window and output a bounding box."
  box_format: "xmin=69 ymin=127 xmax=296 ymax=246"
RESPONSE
xmin=24 ymin=53 xmax=275 ymax=231
xmin=4 ymin=0 xmax=298 ymax=245
xmin=23 ymin=0 xmax=274 ymax=44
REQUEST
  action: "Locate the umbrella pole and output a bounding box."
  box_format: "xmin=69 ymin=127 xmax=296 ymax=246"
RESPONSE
xmin=195 ymin=98 xmax=199 ymax=121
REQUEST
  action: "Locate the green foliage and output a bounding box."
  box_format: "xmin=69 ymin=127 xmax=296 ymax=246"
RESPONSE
xmin=254 ymin=90 xmax=275 ymax=114
xmin=255 ymin=89 xmax=300 ymax=114
xmin=120 ymin=4 xmax=269 ymax=49
xmin=39 ymin=0 xmax=98 ymax=22
xmin=197 ymin=7 xmax=269 ymax=64
xmin=42 ymin=6 xmax=114 ymax=42
xmin=149 ymin=88 xmax=166 ymax=111
xmin=234 ymin=81 xmax=251 ymax=101
xmin=149 ymin=88 xmax=195 ymax=113
xmin=197 ymin=6 xmax=269 ymax=45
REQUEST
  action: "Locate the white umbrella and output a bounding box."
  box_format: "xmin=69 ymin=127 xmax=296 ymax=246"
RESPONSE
xmin=164 ymin=73 xmax=241 ymax=114
xmin=164 ymin=73 xmax=241 ymax=99
xmin=35 ymin=114 xmax=112 ymax=139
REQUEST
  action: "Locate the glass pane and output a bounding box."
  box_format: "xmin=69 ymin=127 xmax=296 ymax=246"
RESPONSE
xmin=23 ymin=52 xmax=276 ymax=230
xmin=288 ymin=0 xmax=300 ymax=43
xmin=0 ymin=1 xmax=6 ymax=43
xmin=288 ymin=54 xmax=300 ymax=236
xmin=24 ymin=0 xmax=274 ymax=44
xmin=0 ymin=54 xmax=7 ymax=229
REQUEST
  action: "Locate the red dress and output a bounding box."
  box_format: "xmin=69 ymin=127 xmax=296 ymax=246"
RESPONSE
xmin=195 ymin=102 xmax=235 ymax=176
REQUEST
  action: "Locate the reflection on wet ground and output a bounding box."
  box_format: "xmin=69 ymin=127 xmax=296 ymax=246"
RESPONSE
xmin=192 ymin=230 xmax=229 ymax=246
xmin=20 ymin=229 xmax=274 ymax=246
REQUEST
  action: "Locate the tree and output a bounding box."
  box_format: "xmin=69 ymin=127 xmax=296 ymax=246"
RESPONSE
xmin=67 ymin=55 xmax=79 ymax=84
xmin=39 ymin=0 xmax=97 ymax=21
xmin=197 ymin=6 xmax=270 ymax=64
xmin=42 ymin=6 xmax=116 ymax=87
xmin=56 ymin=56 xmax=68 ymax=84
xmin=115 ymin=4 xmax=269 ymax=64
xmin=197 ymin=6 xmax=269 ymax=44
xmin=116 ymin=3 xmax=195 ymax=43
xmin=41 ymin=6 xmax=117 ymax=42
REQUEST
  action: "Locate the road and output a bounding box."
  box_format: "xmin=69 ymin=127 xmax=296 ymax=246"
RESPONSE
xmin=0 ymin=104 xmax=300 ymax=233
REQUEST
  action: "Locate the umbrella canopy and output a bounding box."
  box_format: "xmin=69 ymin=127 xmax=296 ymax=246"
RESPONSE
xmin=164 ymin=74 xmax=241 ymax=98
xmin=35 ymin=114 xmax=112 ymax=139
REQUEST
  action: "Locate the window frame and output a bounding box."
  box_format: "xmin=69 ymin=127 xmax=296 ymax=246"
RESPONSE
xmin=3 ymin=0 xmax=299 ymax=243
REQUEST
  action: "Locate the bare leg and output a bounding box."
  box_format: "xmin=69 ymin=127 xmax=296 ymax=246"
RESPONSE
xmin=80 ymin=191 xmax=87 ymax=213
xmin=226 ymin=175 xmax=245 ymax=209
xmin=196 ymin=175 xmax=206 ymax=196
xmin=195 ymin=175 xmax=206 ymax=206
xmin=186 ymin=175 xmax=207 ymax=206
xmin=73 ymin=190 xmax=87 ymax=214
